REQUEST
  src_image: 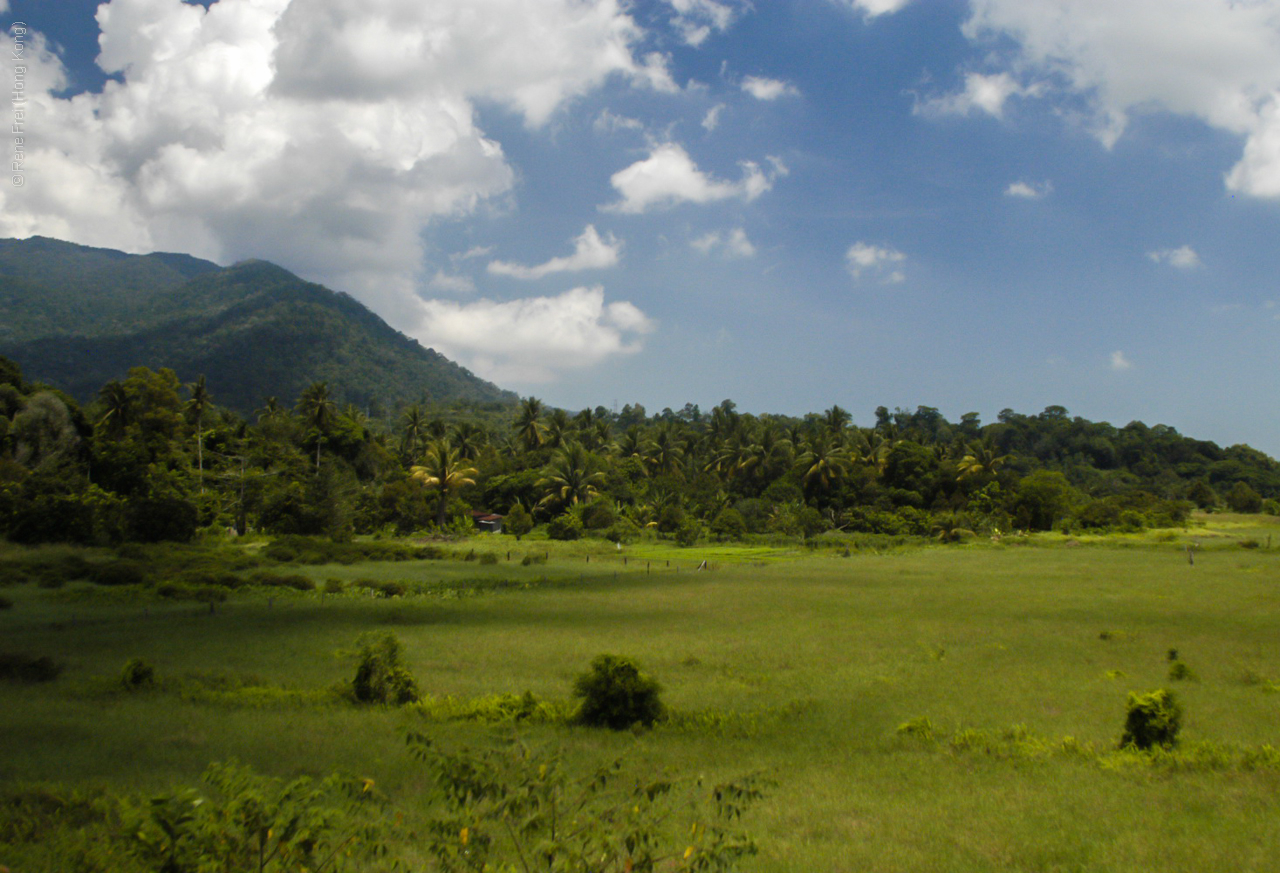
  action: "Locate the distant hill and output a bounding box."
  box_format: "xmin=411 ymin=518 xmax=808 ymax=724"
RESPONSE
xmin=0 ymin=237 xmax=516 ymax=414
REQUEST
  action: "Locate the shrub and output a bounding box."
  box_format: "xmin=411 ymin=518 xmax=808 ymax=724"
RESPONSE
xmin=323 ymin=577 xmax=345 ymax=593
xmin=1168 ymin=661 xmax=1196 ymax=681
xmin=0 ymin=594 xmax=11 ymax=609
xmin=479 ymin=552 xmax=499 ymax=565
xmin=0 ymin=652 xmax=63 ymax=683
xmin=352 ymin=633 xmax=419 ymax=704
xmin=90 ymin=560 xmax=151 ymax=587
xmin=121 ymin=657 xmax=155 ymax=690
xmin=572 ymin=654 xmax=665 ymax=730
xmin=546 ymin=513 xmax=583 ymax=541
xmin=1120 ymin=688 xmax=1181 ymax=750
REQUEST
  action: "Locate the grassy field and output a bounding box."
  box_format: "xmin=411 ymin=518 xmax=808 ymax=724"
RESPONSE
xmin=3 ymin=515 xmax=1280 ymax=871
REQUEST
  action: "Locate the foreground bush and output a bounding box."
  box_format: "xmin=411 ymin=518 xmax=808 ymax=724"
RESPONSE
xmin=573 ymin=653 xmax=665 ymax=729
xmin=0 ymin=652 xmax=63 ymax=684
xmin=1120 ymin=688 xmax=1182 ymax=750
xmin=352 ymin=633 xmax=419 ymax=704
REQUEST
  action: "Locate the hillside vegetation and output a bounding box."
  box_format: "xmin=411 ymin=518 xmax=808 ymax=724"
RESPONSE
xmin=0 ymin=237 xmax=515 ymax=414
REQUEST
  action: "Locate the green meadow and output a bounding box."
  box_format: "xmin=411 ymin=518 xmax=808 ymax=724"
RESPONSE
xmin=3 ymin=516 xmax=1280 ymax=871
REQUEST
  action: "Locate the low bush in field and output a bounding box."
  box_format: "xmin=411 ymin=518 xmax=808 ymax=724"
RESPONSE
xmin=1120 ymin=688 xmax=1182 ymax=750
xmin=89 ymin=560 xmax=151 ymax=587
xmin=351 ymin=633 xmax=419 ymax=705
xmin=245 ymin=570 xmax=315 ymax=591
xmin=0 ymin=652 xmax=64 ymax=684
xmin=572 ymin=654 xmax=665 ymax=730
xmin=0 ymin=594 xmax=11 ymax=609
xmin=121 ymin=657 xmax=155 ymax=690
xmin=353 ymin=578 xmax=406 ymax=598
xmin=263 ymin=535 xmax=443 ymax=565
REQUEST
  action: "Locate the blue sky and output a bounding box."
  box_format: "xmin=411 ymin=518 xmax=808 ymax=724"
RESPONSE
xmin=3 ymin=0 xmax=1279 ymax=454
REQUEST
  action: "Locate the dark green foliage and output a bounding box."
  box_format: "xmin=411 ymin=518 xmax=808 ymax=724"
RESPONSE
xmin=262 ymin=535 xmax=436 ymax=565
xmin=0 ymin=594 xmax=11 ymax=609
xmin=246 ymin=571 xmax=315 ymax=591
xmin=581 ymin=500 xmax=616 ymax=531
xmin=546 ymin=512 xmax=583 ymax=541
xmin=0 ymin=239 xmax=515 ymax=415
xmin=0 ymin=652 xmax=64 ymax=683
xmin=572 ymin=654 xmax=666 ymax=730
xmin=121 ymin=657 xmax=155 ymax=690
xmin=90 ymin=560 xmax=151 ymax=587
xmin=502 ymin=502 xmax=534 ymax=541
xmin=1120 ymin=688 xmax=1182 ymax=750
xmin=126 ymin=495 xmax=199 ymax=543
xmin=406 ymin=733 xmax=763 ymax=873
xmin=351 ymin=633 xmax=419 ymax=704
xmin=353 ymin=578 xmax=406 ymax=598
xmin=1168 ymin=661 xmax=1195 ymax=681
xmin=1225 ymin=481 xmax=1263 ymax=513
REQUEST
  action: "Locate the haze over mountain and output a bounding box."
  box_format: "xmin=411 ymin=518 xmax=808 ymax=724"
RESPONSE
xmin=0 ymin=237 xmax=517 ymax=414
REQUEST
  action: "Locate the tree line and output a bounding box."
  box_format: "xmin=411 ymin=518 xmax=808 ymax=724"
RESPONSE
xmin=1 ymin=355 xmax=1276 ymax=547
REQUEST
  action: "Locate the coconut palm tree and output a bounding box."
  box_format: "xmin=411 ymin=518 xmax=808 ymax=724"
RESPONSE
xmin=515 ymin=397 xmax=546 ymax=452
xmin=410 ymin=440 xmax=479 ymax=529
xmin=450 ymin=421 xmax=487 ymax=461
xmin=296 ymin=382 xmax=336 ymax=472
xmin=795 ymin=432 xmax=851 ymax=499
xmin=537 ymin=442 xmax=606 ymax=510
xmin=958 ymin=439 xmax=1010 ymax=482
xmin=644 ymin=422 xmax=686 ymax=478
xmin=97 ymin=380 xmax=131 ymax=438
xmin=187 ymin=375 xmax=212 ymax=493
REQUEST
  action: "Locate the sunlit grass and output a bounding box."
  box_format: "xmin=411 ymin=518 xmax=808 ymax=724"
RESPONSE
xmin=4 ymin=531 xmax=1280 ymax=870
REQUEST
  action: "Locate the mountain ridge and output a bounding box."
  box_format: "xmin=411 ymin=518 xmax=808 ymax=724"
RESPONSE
xmin=0 ymin=237 xmax=516 ymax=414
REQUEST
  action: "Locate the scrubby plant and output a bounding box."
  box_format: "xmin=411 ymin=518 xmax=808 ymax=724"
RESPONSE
xmin=546 ymin=513 xmax=583 ymax=541
xmin=572 ymin=654 xmax=665 ymax=730
xmin=1168 ymin=660 xmax=1196 ymax=681
xmin=352 ymin=633 xmax=419 ymax=705
xmin=121 ymin=657 xmax=155 ymax=690
xmin=0 ymin=652 xmax=63 ymax=683
xmin=1120 ymin=688 xmax=1182 ymax=750
xmin=0 ymin=594 xmax=11 ymax=609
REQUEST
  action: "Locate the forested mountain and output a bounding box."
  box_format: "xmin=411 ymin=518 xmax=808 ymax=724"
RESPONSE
xmin=0 ymin=237 xmax=515 ymax=414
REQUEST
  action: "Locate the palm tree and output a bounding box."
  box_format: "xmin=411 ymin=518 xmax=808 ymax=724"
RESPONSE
xmin=296 ymin=382 xmax=336 ymax=472
xmin=544 ymin=408 xmax=571 ymax=450
xmin=958 ymin=439 xmax=1010 ymax=482
xmin=795 ymin=433 xmax=851 ymax=499
xmin=821 ymin=405 xmax=852 ymax=441
xmin=644 ymin=422 xmax=686 ymax=478
xmin=187 ymin=375 xmax=212 ymax=493
xmin=450 ymin=422 xmax=487 ymax=461
xmin=97 ymin=380 xmax=130 ymax=437
xmin=410 ymin=440 xmax=479 ymax=529
xmin=515 ymin=397 xmax=546 ymax=452
xmin=537 ymin=442 xmax=606 ymax=510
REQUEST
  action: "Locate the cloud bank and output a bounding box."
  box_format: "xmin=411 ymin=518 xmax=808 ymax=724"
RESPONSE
xmin=962 ymin=0 xmax=1280 ymax=197
xmin=0 ymin=0 xmax=663 ymax=376
xmin=414 ymin=286 xmax=654 ymax=383
xmin=488 ymin=225 xmax=622 ymax=280
xmin=605 ymin=143 xmax=783 ymax=213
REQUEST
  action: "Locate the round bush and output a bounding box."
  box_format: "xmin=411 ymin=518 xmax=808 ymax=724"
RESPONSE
xmin=547 ymin=513 xmax=583 ymax=541
xmin=572 ymin=654 xmax=665 ymax=730
xmin=1120 ymin=688 xmax=1181 ymax=750
xmin=121 ymin=657 xmax=155 ymax=690
xmin=352 ymin=633 xmax=419 ymax=705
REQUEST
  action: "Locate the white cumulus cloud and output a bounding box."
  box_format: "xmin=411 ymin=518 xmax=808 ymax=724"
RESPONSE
xmin=691 ymin=227 xmax=756 ymax=258
xmin=702 ymin=104 xmax=725 ymax=131
xmin=918 ymin=72 xmax=1039 ymax=119
xmin=847 ymin=241 xmax=906 ymax=284
xmin=1110 ymin=350 xmax=1133 ymax=371
xmin=1005 ymin=179 xmax=1053 ymax=199
xmin=488 ymin=225 xmax=622 ymax=280
xmin=412 ymin=286 xmax=654 ymax=383
xmin=837 ymin=0 xmax=914 ymax=19
xmin=1147 ymin=245 xmax=1202 ymax=269
xmin=0 ymin=0 xmax=658 ymax=337
xmin=963 ymin=0 xmax=1280 ymax=197
xmin=604 ymin=143 xmax=783 ymax=213
xmin=741 ymin=76 xmax=799 ymax=101
xmin=664 ymin=0 xmax=738 ymax=46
